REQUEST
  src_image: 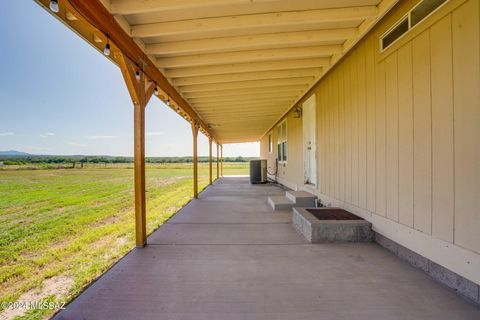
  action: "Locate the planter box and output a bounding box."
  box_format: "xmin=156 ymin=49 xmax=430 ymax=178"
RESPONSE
xmin=292 ymin=207 xmax=374 ymax=243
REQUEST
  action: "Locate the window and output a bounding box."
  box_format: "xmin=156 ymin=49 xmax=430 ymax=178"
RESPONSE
xmin=381 ymin=17 xmax=409 ymax=50
xmin=277 ymin=120 xmax=287 ymax=162
xmin=380 ymin=0 xmax=448 ymax=51
xmin=268 ymin=132 xmax=273 ymax=153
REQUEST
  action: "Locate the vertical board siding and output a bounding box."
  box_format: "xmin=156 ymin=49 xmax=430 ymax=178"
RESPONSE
xmin=260 ymin=0 xmax=479 ymax=258
xmin=365 ymin=35 xmax=377 ymax=213
xmin=412 ymin=31 xmax=432 ymax=234
xmin=338 ymin=65 xmax=346 ymax=201
xmin=397 ymin=42 xmax=415 ymax=228
xmin=344 ymin=59 xmax=353 ymax=204
xmin=357 ymin=43 xmax=368 ymax=210
xmin=324 ymin=77 xmax=333 ymax=194
xmin=452 ymin=0 xmax=480 ymax=253
xmin=430 ymin=15 xmax=455 ymax=242
xmin=351 ymin=51 xmax=360 ymax=207
xmin=385 ymin=52 xmax=399 ymax=222
xmin=375 ymin=60 xmax=387 ymax=217
xmin=334 ymin=70 xmax=340 ymax=200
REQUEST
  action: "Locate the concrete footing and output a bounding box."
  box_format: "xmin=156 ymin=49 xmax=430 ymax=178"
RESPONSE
xmin=375 ymin=233 xmax=480 ymax=307
xmin=292 ymin=207 xmax=374 ymax=243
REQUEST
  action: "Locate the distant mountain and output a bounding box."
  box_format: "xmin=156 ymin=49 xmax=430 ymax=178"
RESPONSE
xmin=0 ymin=150 xmax=32 ymax=156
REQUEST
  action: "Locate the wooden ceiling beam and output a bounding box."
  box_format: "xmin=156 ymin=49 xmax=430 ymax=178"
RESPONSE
xmin=193 ymin=101 xmax=292 ymax=109
xmin=131 ymin=6 xmax=378 ymax=38
xmin=110 ymin=0 xmax=258 ymax=14
xmin=178 ymin=77 xmax=314 ymax=93
xmin=110 ymin=0 xmax=379 ymax=16
xmin=146 ymin=29 xmax=355 ymax=56
xmin=202 ymin=111 xmax=284 ymax=118
xmin=188 ymin=94 xmax=298 ymax=104
xmin=173 ymin=68 xmax=322 ymax=86
xmin=157 ymin=45 xmax=341 ymax=68
xmin=182 ymin=85 xmax=306 ymax=99
xmin=166 ymin=58 xmax=331 ymax=78
xmin=197 ymin=105 xmax=288 ymax=111
xmin=43 ymin=0 xmax=216 ymax=139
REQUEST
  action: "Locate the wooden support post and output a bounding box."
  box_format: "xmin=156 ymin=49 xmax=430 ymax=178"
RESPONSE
xmin=208 ymin=137 xmax=213 ymax=185
xmin=216 ymin=143 xmax=220 ymax=179
xmin=117 ymin=53 xmax=154 ymax=247
xmin=191 ymin=120 xmax=199 ymax=198
xmin=220 ymin=145 xmax=224 ymax=177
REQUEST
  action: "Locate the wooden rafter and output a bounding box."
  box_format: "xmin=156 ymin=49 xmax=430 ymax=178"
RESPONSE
xmin=146 ymin=29 xmax=356 ymax=56
xmin=178 ymin=77 xmax=314 ymax=93
xmin=110 ymin=0 xmax=380 ymax=16
xmin=156 ymin=45 xmax=342 ymax=68
xmin=131 ymin=6 xmax=378 ymax=38
xmin=165 ymin=58 xmax=331 ymax=78
xmin=172 ymin=68 xmax=322 ymax=86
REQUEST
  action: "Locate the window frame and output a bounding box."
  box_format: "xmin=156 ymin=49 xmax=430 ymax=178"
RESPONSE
xmin=277 ymin=120 xmax=287 ymax=163
xmin=268 ymin=132 xmax=273 ymax=154
xmin=379 ymin=0 xmax=449 ymax=52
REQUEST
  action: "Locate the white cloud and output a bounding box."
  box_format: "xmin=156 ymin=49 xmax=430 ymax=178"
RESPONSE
xmin=40 ymin=132 xmax=55 ymax=138
xmin=84 ymin=135 xmax=117 ymax=140
xmin=67 ymin=142 xmax=88 ymax=147
xmin=0 ymin=132 xmax=14 ymax=137
xmin=146 ymin=132 xmax=165 ymax=136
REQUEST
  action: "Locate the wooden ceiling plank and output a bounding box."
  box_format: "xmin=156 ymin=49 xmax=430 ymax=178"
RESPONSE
xmin=178 ymin=77 xmax=314 ymax=93
xmin=131 ymin=6 xmax=378 ymax=38
xmin=173 ymin=68 xmax=322 ymax=86
xmin=111 ymin=0 xmax=380 ymax=16
xmin=188 ymin=94 xmax=299 ymax=104
xmin=197 ymin=104 xmax=292 ymax=114
xmin=157 ymin=45 xmax=341 ymax=68
xmin=182 ymin=85 xmax=306 ymax=98
xmin=166 ymin=58 xmax=331 ymax=78
xmin=146 ymin=28 xmax=355 ymax=56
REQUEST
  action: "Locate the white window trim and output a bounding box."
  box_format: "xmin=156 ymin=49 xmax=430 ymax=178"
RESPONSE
xmin=379 ymin=0 xmax=449 ymax=52
xmin=268 ymin=131 xmax=273 ymax=154
xmin=277 ymin=120 xmax=287 ymax=164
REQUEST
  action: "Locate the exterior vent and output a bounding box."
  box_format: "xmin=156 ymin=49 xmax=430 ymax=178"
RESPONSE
xmin=380 ymin=0 xmax=448 ymax=51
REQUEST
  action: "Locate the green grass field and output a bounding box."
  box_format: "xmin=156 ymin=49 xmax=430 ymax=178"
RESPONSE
xmin=0 ymin=162 xmax=248 ymax=319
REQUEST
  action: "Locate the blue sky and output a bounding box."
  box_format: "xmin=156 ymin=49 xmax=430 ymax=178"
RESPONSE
xmin=0 ymin=1 xmax=258 ymax=157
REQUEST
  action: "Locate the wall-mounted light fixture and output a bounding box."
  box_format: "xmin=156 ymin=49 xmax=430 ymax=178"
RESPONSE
xmin=293 ymin=106 xmax=302 ymax=118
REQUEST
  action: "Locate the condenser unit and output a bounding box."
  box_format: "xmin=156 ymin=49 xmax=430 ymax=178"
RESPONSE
xmin=250 ymin=159 xmax=267 ymax=184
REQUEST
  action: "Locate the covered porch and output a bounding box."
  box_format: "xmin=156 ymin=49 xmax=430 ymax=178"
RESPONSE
xmin=54 ymin=177 xmax=480 ymax=320
xmin=31 ymin=0 xmax=480 ymax=318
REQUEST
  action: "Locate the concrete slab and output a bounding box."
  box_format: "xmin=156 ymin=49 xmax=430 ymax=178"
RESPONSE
xmin=148 ymin=223 xmax=305 ymax=245
xmin=54 ymin=177 xmax=480 ymax=320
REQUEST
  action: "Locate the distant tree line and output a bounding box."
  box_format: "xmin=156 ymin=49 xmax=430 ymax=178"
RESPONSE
xmin=0 ymin=155 xmax=258 ymax=165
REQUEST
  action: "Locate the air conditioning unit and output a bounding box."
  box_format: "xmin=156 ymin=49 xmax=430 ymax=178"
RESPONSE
xmin=250 ymin=159 xmax=267 ymax=184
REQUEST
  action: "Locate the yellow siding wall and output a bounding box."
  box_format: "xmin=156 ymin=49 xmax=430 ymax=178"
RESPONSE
xmin=260 ymin=0 xmax=480 ymax=283
xmin=261 ymin=111 xmax=304 ymax=189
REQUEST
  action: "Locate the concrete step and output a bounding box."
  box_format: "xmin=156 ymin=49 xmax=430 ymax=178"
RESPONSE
xmin=285 ymin=191 xmax=317 ymax=207
xmin=267 ymin=196 xmax=294 ymax=211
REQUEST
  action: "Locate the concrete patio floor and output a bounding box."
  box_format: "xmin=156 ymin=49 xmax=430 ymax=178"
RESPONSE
xmin=55 ymin=177 xmax=480 ymax=320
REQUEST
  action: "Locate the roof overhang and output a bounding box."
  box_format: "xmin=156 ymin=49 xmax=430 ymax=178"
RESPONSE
xmin=36 ymin=0 xmax=399 ymax=143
